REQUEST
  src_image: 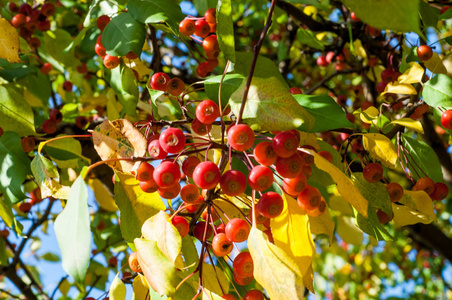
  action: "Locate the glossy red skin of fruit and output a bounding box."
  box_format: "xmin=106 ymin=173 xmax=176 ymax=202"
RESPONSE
xmin=19 ymin=202 xmax=32 ymax=213
xmin=97 ymin=15 xmax=110 ymax=31
xmin=63 ymin=81 xmax=73 ymax=92
xmin=172 ymin=216 xmax=189 ymax=237
xmin=9 ymin=2 xmax=19 ymax=13
xmin=19 ymin=3 xmax=32 ymax=15
xmin=21 ymin=137 xmax=35 ymax=153
xmin=233 ymin=251 xmax=253 ymax=277
xmin=95 ymin=43 xmax=107 ymax=57
xmin=376 ymin=209 xmax=392 ymax=224
xmin=440 ymin=110 xmax=452 ymax=130
xmin=202 ymin=207 xmax=219 ymax=222
xmin=40 ymin=63 xmax=53 ymax=75
xmin=180 ymin=184 xmax=200 ymax=203
xmin=417 ymin=45 xmax=433 ymax=61
xmin=318 ymin=150 xmax=334 ymax=163
xmin=75 ymin=116 xmax=88 ymax=129
xmin=233 ymin=272 xmax=253 ymax=285
xmin=220 ymin=170 xmax=247 ymax=196
xmin=205 ymin=8 xmax=217 ymax=23
xmin=350 ymin=12 xmax=360 ymax=22
xmin=196 ymin=100 xmax=220 ymax=124
xmin=289 ymin=87 xmax=302 ymax=94
xmin=430 ymin=182 xmax=449 ymax=200
xmin=167 ymin=78 xmax=185 ymax=96
xmin=148 ymin=139 xmax=168 ymax=159
xmin=76 ymin=63 xmax=88 ymax=74
xmin=11 ymin=14 xmax=27 ymax=28
xmin=192 ymin=161 xmax=221 ymax=190
xmin=216 ymin=223 xmax=226 ymax=234
xmin=381 ymin=69 xmax=398 ymax=83
xmin=41 ymin=3 xmax=56 ymax=16
xmin=136 ymin=162 xmax=155 ymax=181
xmin=194 ymin=19 xmax=210 ymax=37
xmin=297 ymin=185 xmax=321 ymax=211
xmin=225 ymin=218 xmax=250 ymax=243
xmin=212 ymin=233 xmax=233 ymax=257
xmin=258 ymin=191 xmax=284 ymax=218
xmin=317 ymin=55 xmax=329 ymax=67
xmin=363 ymin=162 xmax=383 ymax=183
xmin=305 ymin=198 xmax=327 ymax=217
xmin=243 ymin=290 xmax=265 ymax=300
xmin=42 ymin=119 xmax=57 ymax=134
xmin=221 ymin=294 xmax=237 ymax=300
xmin=196 ymin=61 xmax=214 ymax=77
xmin=191 ymin=118 xmax=212 ymax=135
xmin=283 ymin=172 xmax=307 ymax=196
xmin=126 ymin=51 xmax=138 ymax=59
xmin=413 ymin=177 xmax=435 ymax=195
xmin=159 ymin=127 xmax=186 ymax=153
xmin=181 ymin=156 xmax=201 ymax=177
xmin=103 ymin=55 xmax=120 ymax=69
xmin=227 ymin=124 xmax=255 ymax=152
xmin=275 ymin=153 xmax=303 ymax=179
xmin=253 ymin=141 xmax=277 ymax=166
xmin=179 ymin=18 xmax=196 ymax=36
xmin=28 ymin=37 xmax=41 ymax=49
xmin=248 ymin=165 xmax=273 ymax=191
xmin=272 ymin=131 xmax=299 ymax=158
xmin=0 ymin=228 xmax=9 ymax=238
xmin=193 ymin=221 xmax=213 ymax=241
xmin=139 ymin=179 xmax=158 ymax=193
xmin=249 ymin=206 xmax=269 ymax=225
xmin=153 ymin=161 xmax=181 ymax=188
xmin=149 ymin=72 xmax=170 ymax=91
xmin=158 ymin=183 xmax=181 ymax=199
xmin=128 ymin=252 xmax=142 ymax=273
xmin=38 ymin=20 xmax=51 ymax=31
xmin=203 ymin=35 xmax=219 ymax=53
xmin=386 ymin=182 xmax=404 ymax=203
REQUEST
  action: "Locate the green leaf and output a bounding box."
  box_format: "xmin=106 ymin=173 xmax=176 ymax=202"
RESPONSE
xmin=40 ymin=252 xmax=60 ymax=262
xmin=110 ymin=65 xmax=139 ymax=118
xmin=204 ymin=74 xmax=244 ymax=107
xmin=22 ymin=71 xmax=51 ymax=105
xmin=422 ymin=74 xmax=452 ymax=109
xmin=31 ymin=154 xmax=70 ymax=200
xmin=84 ymin=0 xmax=118 ymax=27
xmin=286 ymin=0 xmax=330 ymax=9
xmin=192 ymin=0 xmax=217 ymax=15
xmin=181 ymin=235 xmax=198 ymax=273
xmin=293 ymin=94 xmax=355 ymax=132
xmin=343 ymin=0 xmax=421 ymax=35
xmin=42 ymin=30 xmax=77 ymax=68
xmin=438 ymin=6 xmax=452 ymax=20
xmin=0 ymin=238 xmax=8 ymax=266
xmin=114 ymin=172 xmax=166 ymax=243
xmin=135 ymin=238 xmax=178 ymax=297
xmin=233 ymin=52 xmax=288 ymax=87
xmin=109 ymin=272 xmax=127 ymax=300
xmin=296 ymin=28 xmax=324 ymax=50
xmin=352 ymin=173 xmax=392 ymax=217
xmin=419 ymin=0 xmax=438 ymax=29
xmin=0 ymin=85 xmax=35 ymax=136
xmin=356 ymin=208 xmax=393 ymax=241
xmin=102 ymin=13 xmax=146 ymax=57
xmin=0 ymin=131 xmax=30 ymax=204
xmin=128 ymin=0 xmax=185 ymax=35
xmin=0 ymin=59 xmax=33 ymax=81
xmin=248 ymin=226 xmax=305 ymax=299
xmin=54 ymin=175 xmax=91 ymax=284
xmin=44 ymin=137 xmax=91 ymax=169
xmin=229 ymin=77 xmax=314 ymax=131
xmin=401 ymin=135 xmax=443 ymax=182
xmin=217 ymin=0 xmax=236 ymax=62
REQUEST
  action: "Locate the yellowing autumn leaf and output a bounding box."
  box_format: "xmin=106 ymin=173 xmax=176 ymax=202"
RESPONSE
xmin=132 ymin=274 xmax=149 ymax=300
xmin=362 ymin=133 xmax=398 ymax=168
xmin=271 ymin=193 xmax=314 ymax=277
xmin=389 ymin=118 xmax=424 ymax=134
xmin=356 ymin=106 xmax=379 ymax=124
xmin=306 ymin=149 xmax=369 ymax=217
xmin=382 ymin=81 xmax=417 ymax=95
xmin=336 ymin=215 xmax=363 ymax=245
xmin=88 ymin=179 xmax=119 ymax=212
xmin=392 ymin=190 xmax=436 ymax=227
xmin=424 ymin=52 xmax=448 ymax=75
xmin=124 ymin=58 xmax=151 ymax=81
xmin=398 ymin=62 xmax=424 ymax=84
xmin=309 ymin=208 xmax=335 ymax=245
xmin=0 ymin=18 xmax=22 ymax=63
xmin=109 ymin=272 xmax=126 ymax=300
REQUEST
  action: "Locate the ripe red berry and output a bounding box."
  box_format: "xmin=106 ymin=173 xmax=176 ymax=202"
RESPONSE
xmin=243 ymin=290 xmax=264 ymax=300
xmin=297 ymin=185 xmax=321 ymax=211
xmin=205 ymin=8 xmax=217 ymax=24
xmin=196 ymin=100 xmax=220 ymax=124
xmin=196 ymin=61 xmax=214 ymax=77
xmin=180 ymin=184 xmax=200 ymax=203
xmin=430 ymin=182 xmax=449 ymax=201
xmin=128 ymin=252 xmax=142 ymax=273
xmin=193 ymin=221 xmax=213 ymax=241
xmin=159 ymin=127 xmax=185 ymax=153
xmin=192 ymin=161 xmax=221 ymax=190
xmin=171 ymin=216 xmax=189 ymax=237
xmin=19 ymin=202 xmax=32 ymax=213
xmin=139 ymin=179 xmax=159 ymax=193
xmin=9 ymin=2 xmax=19 ymax=13
xmin=97 ymin=15 xmax=110 ymax=31
xmin=11 ymin=14 xmax=27 ymax=28
xmin=147 ymin=139 xmax=167 ymax=160
xmin=440 ymin=110 xmax=452 ymax=130
xmin=376 ymin=209 xmax=392 ymax=224
xmin=413 ymin=177 xmax=435 ymax=195
xmin=108 ymin=256 xmax=118 ymax=267
xmin=275 ymin=153 xmax=303 ymax=179
xmin=40 ymin=63 xmax=52 ymax=75
xmin=212 ymin=233 xmax=233 ymax=257
xmin=283 ymin=172 xmax=307 ymax=196
xmin=63 ymin=81 xmax=73 ymax=92
xmin=158 ymin=183 xmax=181 ymax=199
xmin=289 ymin=87 xmax=302 ymax=95
xmin=305 ymin=198 xmax=327 ymax=217
xmin=28 ymin=37 xmax=41 ymax=49
xmin=258 ymin=192 xmax=284 ymax=218
xmin=194 ymin=19 xmax=210 ymax=38
xmin=233 ymin=251 xmax=254 ymax=279
xmin=221 ymin=294 xmax=237 ymax=300
xmin=42 ymin=119 xmax=57 ymax=134
xmin=318 ymin=150 xmax=333 ymax=163
xmin=233 ymin=272 xmax=254 ymax=286
xmin=21 ymin=137 xmax=35 ymax=153
xmin=41 ymin=3 xmax=55 ymax=16
xmin=350 ymin=12 xmax=360 ymax=22
xmin=103 ymin=55 xmax=120 ymax=69
xmin=181 ymin=156 xmax=201 ymax=177
xmin=167 ymin=78 xmax=185 ymax=96
xmin=125 ymin=51 xmax=138 ymax=59
xmin=248 ymin=166 xmax=273 ymax=191
xmin=381 ymin=69 xmax=397 ymax=83
xmin=136 ymin=162 xmax=155 ymax=181
xmin=49 ymin=109 xmax=63 ymax=123
xmin=220 ymin=170 xmax=247 ymax=196
xmin=179 ymin=18 xmax=196 ymax=36
xmin=95 ymin=43 xmax=107 ymax=57
xmin=362 ymin=162 xmax=383 ymax=183
xmin=75 ymin=116 xmax=88 ymax=129
xmin=227 ymin=124 xmax=255 ymax=152
xmin=386 ymin=182 xmax=404 ymax=203
xmin=417 ymin=45 xmax=433 ymax=62
xmin=253 ymin=141 xmax=277 ymax=166
xmin=153 ymin=161 xmax=180 ymax=188
xmin=19 ymin=3 xmax=32 ymax=15
xmin=191 ymin=118 xmax=212 ymax=135
xmin=202 ymin=207 xmax=219 ymax=222
xmin=225 ymin=218 xmax=250 ymax=243
xmin=272 ymin=131 xmax=299 ymax=158
xmin=317 ymin=55 xmax=329 ymax=67
xmin=202 ymin=35 xmax=219 ymax=53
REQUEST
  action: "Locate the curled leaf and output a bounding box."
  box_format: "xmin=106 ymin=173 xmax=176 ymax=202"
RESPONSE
xmin=382 ymin=82 xmax=417 ymax=96
xmin=392 ymin=190 xmax=436 ymax=227
xmin=362 ymin=133 xmax=398 ymax=168
xmin=389 ymin=118 xmax=424 ymax=134
xmin=398 ymin=62 xmax=424 ymax=84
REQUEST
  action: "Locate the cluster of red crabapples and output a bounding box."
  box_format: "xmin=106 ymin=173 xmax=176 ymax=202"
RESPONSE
xmin=362 ymin=161 xmax=448 ymax=224
xmin=179 ymin=8 xmax=220 ymax=77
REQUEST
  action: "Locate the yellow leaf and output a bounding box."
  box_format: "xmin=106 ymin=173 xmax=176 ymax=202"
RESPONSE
xmin=202 ymin=288 xmax=224 ymax=300
xmin=328 ymin=195 xmax=354 ymax=216
xmin=248 ymin=226 xmax=305 ymax=299
xmin=367 ymin=65 xmax=385 ymax=82
xmin=356 ymin=106 xmax=379 ymax=124
xmin=398 ymin=62 xmax=424 ymax=84
xmin=41 ymin=179 xmax=70 ymax=200
xmin=110 ymin=272 xmax=127 ymax=300
xmin=353 ymin=39 xmax=367 ymax=59
xmin=88 ymin=179 xmax=119 ymax=212
xmin=24 ymin=89 xmax=46 ymax=107
xmin=202 ymin=264 xmax=230 ymax=296
xmin=306 ymin=149 xmax=369 ymax=217
xmin=124 ymin=58 xmax=151 ymax=81
xmin=389 ymin=118 xmax=424 ymax=134
xmin=336 ymin=215 xmax=363 ymax=245
xmin=303 ymin=264 xmax=314 ymax=293
xmin=270 ymin=193 xmax=314 ymax=276
xmin=298 ymin=132 xmax=320 ymax=149
xmin=362 ymin=133 xmax=398 ymax=168
xmin=213 ymin=197 xmax=249 ymax=223
xmin=424 ymin=52 xmax=448 ymax=75
xmin=382 ymin=82 xmax=417 ymax=95
xmin=107 ymin=88 xmax=121 ymax=121
xmin=392 ymin=190 xmax=436 ymax=227
xmin=132 ymin=274 xmax=149 ymax=300
xmin=0 ymin=18 xmax=22 ymax=63
xmin=309 ymin=208 xmax=335 ymax=245
xmin=80 ymin=94 xmax=108 ymax=106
